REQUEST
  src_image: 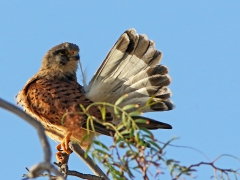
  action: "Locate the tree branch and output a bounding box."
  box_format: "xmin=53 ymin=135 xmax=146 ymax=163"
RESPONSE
xmin=54 ymin=150 xmax=107 ymax=180
xmin=69 ymin=142 xmax=110 ymax=180
xmin=68 ymin=170 xmax=106 ymax=180
xmin=0 ymin=98 xmax=64 ymax=179
xmin=174 ymin=161 xmax=240 ymax=179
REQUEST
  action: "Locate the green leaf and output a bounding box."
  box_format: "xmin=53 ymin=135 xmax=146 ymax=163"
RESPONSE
xmin=116 ymin=123 xmax=124 ymax=131
xmin=134 ymin=133 xmax=139 ymax=143
xmin=148 ymin=140 xmax=161 ymax=150
xmin=114 ymin=105 xmax=120 ymax=117
xmin=166 ymin=159 xmax=175 ymax=165
xmin=90 ymin=117 xmax=96 ymax=132
xmin=79 ymin=104 xmax=86 ymax=112
xmin=94 ymin=148 xmax=109 ymax=156
xmin=86 ymin=116 xmax=91 ymax=134
xmin=162 ymin=137 xmax=178 ymax=150
xmin=146 ymin=97 xmax=154 ymax=106
xmin=120 ymin=129 xmax=130 ymax=135
xmin=115 ymin=94 xmax=128 ymax=105
xmin=138 ymin=139 xmax=147 ymax=147
xmin=134 ymin=118 xmax=147 ymax=124
xmin=126 ymin=118 xmax=131 ymax=130
xmin=81 ymin=134 xmax=90 ymax=145
xmin=121 ymin=114 xmax=126 ymax=124
xmin=122 ymin=104 xmax=138 ymax=111
xmin=129 ymin=128 xmax=134 ymax=137
xmin=126 ymin=150 xmax=136 ymax=157
xmin=84 ymin=145 xmax=92 ymax=158
xmin=99 ymin=105 xmax=106 ymax=120
xmin=129 ymin=110 xmax=142 ymax=116
xmin=93 ymin=140 xmax=109 ymax=151
xmin=140 ymin=127 xmax=153 ymax=136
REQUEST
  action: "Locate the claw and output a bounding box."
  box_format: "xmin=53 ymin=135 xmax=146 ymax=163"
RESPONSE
xmin=55 ymin=132 xmax=73 ymax=163
xmin=62 ymin=132 xmax=72 ymax=154
xmin=55 ymin=151 xmax=64 ymax=163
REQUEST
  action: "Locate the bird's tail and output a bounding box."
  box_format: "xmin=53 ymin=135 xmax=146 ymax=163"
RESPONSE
xmin=81 ymin=115 xmax=172 ymax=138
xmin=84 ymin=28 xmax=174 ymax=115
xmin=131 ymin=116 xmax=172 ymax=129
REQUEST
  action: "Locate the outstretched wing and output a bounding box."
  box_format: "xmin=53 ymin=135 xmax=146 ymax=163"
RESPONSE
xmin=85 ymin=28 xmax=174 ymax=113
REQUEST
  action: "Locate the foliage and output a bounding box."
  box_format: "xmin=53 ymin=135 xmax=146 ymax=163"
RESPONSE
xmin=62 ymin=95 xmax=240 ymax=180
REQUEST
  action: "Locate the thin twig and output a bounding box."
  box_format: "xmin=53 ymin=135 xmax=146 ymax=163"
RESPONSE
xmin=174 ymin=161 xmax=240 ymax=179
xmin=23 ymin=169 xmax=106 ymax=180
xmin=68 ymin=170 xmax=106 ymax=180
xmin=22 ymin=173 xmax=58 ymax=180
xmin=0 ymin=98 xmax=64 ymax=179
xmin=69 ymin=142 xmax=110 ymax=180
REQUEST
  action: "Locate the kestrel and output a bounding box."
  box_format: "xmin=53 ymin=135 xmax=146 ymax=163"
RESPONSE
xmin=16 ymin=29 xmax=174 ymax=160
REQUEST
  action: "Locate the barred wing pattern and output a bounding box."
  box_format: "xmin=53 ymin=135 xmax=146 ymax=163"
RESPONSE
xmin=85 ymin=29 xmax=174 ymax=124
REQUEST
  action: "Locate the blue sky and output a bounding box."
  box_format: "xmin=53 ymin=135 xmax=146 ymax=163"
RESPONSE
xmin=0 ymin=1 xmax=239 ymax=179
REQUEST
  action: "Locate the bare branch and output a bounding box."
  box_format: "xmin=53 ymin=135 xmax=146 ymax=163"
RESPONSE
xmin=53 ymin=147 xmax=108 ymax=180
xmin=69 ymin=142 xmax=110 ymax=180
xmin=174 ymin=161 xmax=240 ymax=179
xmin=68 ymin=170 xmax=106 ymax=180
xmin=0 ymin=98 xmax=64 ymax=179
xmin=23 ymin=151 xmax=107 ymax=180
xmin=23 ymin=172 xmax=58 ymax=180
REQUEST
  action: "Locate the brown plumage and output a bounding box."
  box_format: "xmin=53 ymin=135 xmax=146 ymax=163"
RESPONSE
xmin=16 ymin=29 xmax=174 ymax=156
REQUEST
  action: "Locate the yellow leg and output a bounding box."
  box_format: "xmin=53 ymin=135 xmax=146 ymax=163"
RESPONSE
xmin=55 ymin=132 xmax=72 ymax=162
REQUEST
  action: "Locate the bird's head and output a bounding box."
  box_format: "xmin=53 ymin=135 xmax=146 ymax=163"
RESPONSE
xmin=41 ymin=42 xmax=80 ymax=75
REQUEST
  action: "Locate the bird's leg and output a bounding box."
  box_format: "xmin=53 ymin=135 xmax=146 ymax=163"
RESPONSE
xmin=56 ymin=132 xmax=73 ymax=163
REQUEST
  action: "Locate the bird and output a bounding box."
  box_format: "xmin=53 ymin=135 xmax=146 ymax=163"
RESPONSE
xmin=16 ymin=28 xmax=174 ymax=161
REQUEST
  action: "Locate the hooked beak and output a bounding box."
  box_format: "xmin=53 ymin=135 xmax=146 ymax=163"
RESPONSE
xmin=72 ymin=53 xmax=80 ymax=61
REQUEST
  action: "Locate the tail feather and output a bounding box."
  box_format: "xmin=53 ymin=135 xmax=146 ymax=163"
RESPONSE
xmin=81 ymin=115 xmax=172 ymax=137
xmin=132 ymin=116 xmax=172 ymax=129
xmin=120 ymin=97 xmax=174 ymax=112
xmin=124 ymin=86 xmax=172 ymax=102
xmin=123 ymin=74 xmax=171 ymax=94
xmin=84 ymin=28 xmax=174 ymax=125
xmin=123 ymin=65 xmax=169 ymax=87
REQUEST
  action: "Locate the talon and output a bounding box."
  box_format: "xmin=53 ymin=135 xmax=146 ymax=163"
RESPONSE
xmin=56 ymin=144 xmax=62 ymax=151
xmin=56 ymin=151 xmax=64 ymax=163
xmin=55 ymin=132 xmax=73 ymax=154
